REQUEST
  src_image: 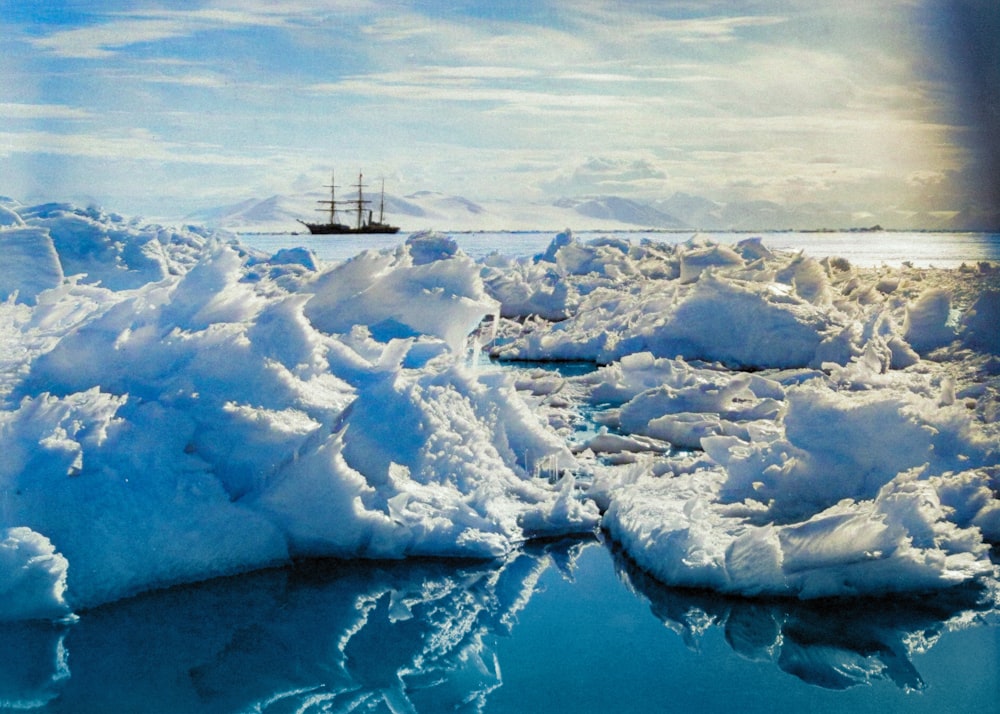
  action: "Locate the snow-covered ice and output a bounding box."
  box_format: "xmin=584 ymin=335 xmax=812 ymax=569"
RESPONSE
xmin=0 ymin=202 xmax=997 ymax=620
xmin=0 ymin=203 xmax=596 ymax=618
xmin=484 ymin=230 xmax=999 ymax=598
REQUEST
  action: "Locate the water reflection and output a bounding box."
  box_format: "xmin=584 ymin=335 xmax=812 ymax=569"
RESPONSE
xmin=0 ymin=550 xmax=564 ymax=714
xmin=1 ymin=541 xmax=996 ymax=712
xmin=613 ymin=545 xmax=999 ymax=692
xmin=0 ymin=622 xmax=69 ymax=710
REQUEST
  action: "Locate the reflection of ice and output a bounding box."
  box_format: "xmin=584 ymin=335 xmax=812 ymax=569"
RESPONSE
xmin=0 ymin=622 xmax=69 ymax=709
xmin=613 ymin=545 xmax=999 ymax=692
xmin=0 ymin=544 xmax=577 ymax=713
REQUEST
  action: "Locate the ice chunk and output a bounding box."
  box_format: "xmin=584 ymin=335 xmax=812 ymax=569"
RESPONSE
xmin=20 ymin=204 xmax=208 ymax=290
xmin=2 ymin=206 xmax=998 ymax=617
xmin=0 ymin=205 xmax=25 ymax=227
xmin=0 ymin=528 xmax=70 ymax=621
xmin=644 ymin=272 xmax=834 ymax=368
xmin=961 ymin=290 xmax=1000 ymax=353
xmin=0 ymin=228 xmax=64 ymax=304
xmin=678 ymin=243 xmax=743 ymax=283
xmin=493 ymin=245 xmax=845 ymax=368
xmin=903 ymin=288 xmax=955 ymax=352
xmin=305 ymin=245 xmax=499 ymax=355
xmin=536 ymin=229 xmax=576 ymax=264
xmin=605 ymin=468 xmax=996 ymax=599
xmin=0 ymin=208 xmax=601 ymax=616
xmin=775 ymin=253 xmax=833 ymax=305
xmin=406 ymin=230 xmax=459 ymax=264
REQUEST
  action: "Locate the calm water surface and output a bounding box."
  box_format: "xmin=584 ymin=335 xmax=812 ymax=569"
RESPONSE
xmin=239 ymin=230 xmax=1000 ymax=269
xmin=1 ymin=541 xmax=996 ymax=713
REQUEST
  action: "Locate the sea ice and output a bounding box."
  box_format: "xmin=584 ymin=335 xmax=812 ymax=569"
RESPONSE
xmin=0 ymin=205 xmax=598 ymax=617
xmin=492 ymin=231 xmax=999 ymax=599
xmin=0 ymin=206 xmax=997 ymax=618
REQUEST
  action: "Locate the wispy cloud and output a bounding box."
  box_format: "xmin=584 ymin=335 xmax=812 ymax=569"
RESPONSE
xmin=0 ymin=127 xmax=273 ymax=167
xmin=632 ymin=15 xmax=789 ymax=42
xmin=4 ymin=0 xmax=984 ymax=222
xmin=0 ymin=103 xmax=93 ymax=120
xmin=27 ymin=3 xmax=372 ymax=58
xmin=30 ymin=18 xmax=193 ymax=59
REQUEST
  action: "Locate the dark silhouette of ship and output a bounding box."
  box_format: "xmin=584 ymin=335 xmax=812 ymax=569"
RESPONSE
xmin=298 ymin=171 xmax=399 ymax=234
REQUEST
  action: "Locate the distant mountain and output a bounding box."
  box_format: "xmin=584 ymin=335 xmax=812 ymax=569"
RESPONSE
xmin=553 ymin=196 xmax=686 ymax=229
xmin=183 ymin=195 xmax=306 ymax=231
xmin=183 ymin=191 xmax=652 ymax=232
xmin=946 ymin=205 xmax=1000 ymax=233
xmin=405 ymin=191 xmax=485 ymax=215
xmin=653 ymin=193 xmax=726 ymax=229
xmin=180 ymin=190 xmax=998 ymax=233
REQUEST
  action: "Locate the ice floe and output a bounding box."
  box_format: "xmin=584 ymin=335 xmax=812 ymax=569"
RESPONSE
xmin=486 ymin=230 xmax=999 ymax=599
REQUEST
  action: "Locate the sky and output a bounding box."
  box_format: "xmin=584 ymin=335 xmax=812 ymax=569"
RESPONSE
xmin=1 ymin=0 xmax=998 ymax=227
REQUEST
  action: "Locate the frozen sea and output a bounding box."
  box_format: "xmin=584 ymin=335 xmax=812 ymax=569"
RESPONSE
xmin=2 ymin=215 xmax=999 ymax=713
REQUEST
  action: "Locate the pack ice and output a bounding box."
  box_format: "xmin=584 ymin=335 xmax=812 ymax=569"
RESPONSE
xmin=0 ymin=203 xmax=997 ymax=620
xmin=485 ymin=231 xmax=1000 ymax=598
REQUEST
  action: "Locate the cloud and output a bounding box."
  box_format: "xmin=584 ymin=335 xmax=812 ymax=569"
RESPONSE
xmin=5 ymin=0 xmax=988 ymax=223
xmin=0 ymin=103 xmax=93 ymax=120
xmin=309 ymin=72 xmax=641 ymax=112
xmin=543 ymin=157 xmax=668 ymax=195
xmin=629 ymin=15 xmax=789 ymax=43
xmin=27 ymin=3 xmax=371 ymax=59
xmin=30 ymin=18 xmax=195 ymax=59
xmin=0 ymin=127 xmax=273 ymax=168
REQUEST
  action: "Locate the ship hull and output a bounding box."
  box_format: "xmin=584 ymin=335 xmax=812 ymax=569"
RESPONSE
xmin=299 ymin=221 xmax=400 ymax=235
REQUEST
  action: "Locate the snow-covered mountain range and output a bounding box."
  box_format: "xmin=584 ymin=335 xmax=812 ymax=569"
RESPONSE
xmin=181 ymin=189 xmax=994 ymax=233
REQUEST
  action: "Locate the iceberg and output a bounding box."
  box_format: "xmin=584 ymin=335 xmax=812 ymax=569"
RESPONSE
xmin=0 ymin=203 xmax=997 ymax=620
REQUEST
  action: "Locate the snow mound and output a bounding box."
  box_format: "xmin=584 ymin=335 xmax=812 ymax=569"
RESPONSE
xmin=0 ymin=528 xmax=70 ymax=621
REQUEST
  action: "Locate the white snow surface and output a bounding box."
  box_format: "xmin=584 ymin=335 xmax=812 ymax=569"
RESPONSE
xmin=485 ymin=230 xmax=1000 ymax=599
xmin=1 ymin=206 xmax=998 ymax=619
xmin=0 ymin=205 xmax=597 ymax=619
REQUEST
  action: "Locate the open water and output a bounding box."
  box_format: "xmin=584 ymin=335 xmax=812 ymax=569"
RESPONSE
xmin=239 ymin=229 xmax=1000 ymax=268
xmin=2 ymin=539 xmax=996 ymax=713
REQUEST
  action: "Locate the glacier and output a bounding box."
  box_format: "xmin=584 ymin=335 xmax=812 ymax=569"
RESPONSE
xmin=0 ymin=200 xmax=998 ymax=620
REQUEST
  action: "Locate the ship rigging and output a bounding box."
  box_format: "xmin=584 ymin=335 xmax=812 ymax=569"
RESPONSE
xmin=298 ymin=171 xmax=399 ymax=234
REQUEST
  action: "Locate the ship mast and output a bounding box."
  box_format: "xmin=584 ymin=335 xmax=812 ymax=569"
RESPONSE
xmin=316 ymin=171 xmax=339 ymax=224
xmin=379 ymin=178 xmax=386 ymax=224
xmin=354 ymin=172 xmax=371 ymax=230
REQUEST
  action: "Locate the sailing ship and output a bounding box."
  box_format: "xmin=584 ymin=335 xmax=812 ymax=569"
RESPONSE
xmin=298 ymin=171 xmax=400 ymax=234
